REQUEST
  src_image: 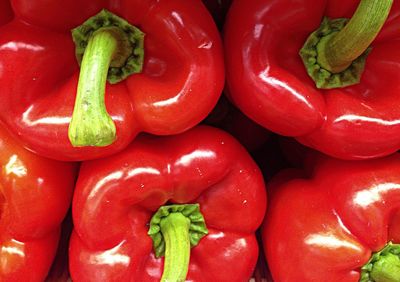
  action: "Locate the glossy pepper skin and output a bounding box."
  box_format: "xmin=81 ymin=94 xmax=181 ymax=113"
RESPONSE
xmin=263 ymin=153 xmax=400 ymax=281
xmin=0 ymin=0 xmax=224 ymax=161
xmin=224 ymin=0 xmax=400 ymax=160
xmin=0 ymin=125 xmax=77 ymax=281
xmin=70 ymin=126 xmax=266 ymax=281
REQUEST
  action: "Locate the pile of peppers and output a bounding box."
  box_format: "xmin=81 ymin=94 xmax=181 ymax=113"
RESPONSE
xmin=1 ymin=0 xmax=400 ymax=281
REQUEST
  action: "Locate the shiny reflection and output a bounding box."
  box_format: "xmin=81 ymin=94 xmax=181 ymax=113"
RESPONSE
xmin=175 ymin=150 xmax=216 ymax=166
xmin=171 ymin=12 xmax=184 ymax=26
xmin=0 ymin=42 xmax=44 ymax=52
xmin=126 ymin=167 xmax=161 ymax=179
xmin=5 ymin=155 xmax=27 ymax=177
xmin=207 ymin=231 xmax=225 ymax=240
xmin=225 ymin=238 xmax=248 ymax=257
xmin=334 ymin=114 xmax=400 ymax=126
xmin=353 ymin=183 xmax=400 ymax=207
xmin=22 ymin=105 xmax=124 ymax=127
xmin=197 ymin=41 xmax=212 ymax=49
xmin=1 ymin=240 xmax=25 ymax=257
xmin=37 ymin=177 xmax=44 ymax=186
xmin=88 ymin=171 xmax=124 ymax=200
xmin=259 ymin=71 xmax=313 ymax=108
xmin=153 ymin=70 xmax=194 ymax=107
xmin=253 ymin=24 xmax=264 ymax=39
xmin=0 ymin=240 xmax=25 ymax=274
xmin=305 ymin=233 xmax=362 ymax=251
xmin=89 ymin=241 xmax=130 ymax=266
xmin=22 ymin=105 xmax=71 ymax=126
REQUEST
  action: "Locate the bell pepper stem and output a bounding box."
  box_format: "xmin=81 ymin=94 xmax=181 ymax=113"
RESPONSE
xmin=370 ymin=252 xmax=400 ymax=282
xmin=68 ymin=28 xmax=117 ymax=147
xmin=319 ymin=0 xmax=393 ymax=73
xmin=360 ymin=242 xmax=400 ymax=282
xmin=300 ymin=0 xmax=393 ymax=88
xmin=160 ymin=213 xmax=191 ymax=282
xmin=68 ymin=9 xmax=144 ymax=147
xmin=148 ymin=204 xmax=208 ymax=282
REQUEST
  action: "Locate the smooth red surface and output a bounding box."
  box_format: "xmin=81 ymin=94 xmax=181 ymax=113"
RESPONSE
xmin=224 ymin=0 xmax=400 ymax=160
xmin=0 ymin=124 xmax=77 ymax=281
xmin=70 ymin=126 xmax=267 ymax=281
xmin=0 ymin=0 xmax=12 ymax=24
xmin=263 ymin=153 xmax=400 ymax=281
xmin=0 ymin=0 xmax=224 ymax=161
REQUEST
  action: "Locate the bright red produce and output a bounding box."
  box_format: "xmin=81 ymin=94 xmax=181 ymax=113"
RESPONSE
xmin=263 ymin=153 xmax=400 ymax=281
xmin=0 ymin=125 xmax=77 ymax=281
xmin=0 ymin=0 xmax=224 ymax=161
xmin=224 ymin=0 xmax=400 ymax=160
xmin=70 ymin=126 xmax=266 ymax=281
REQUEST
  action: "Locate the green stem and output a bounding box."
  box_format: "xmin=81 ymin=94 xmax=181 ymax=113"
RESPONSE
xmin=360 ymin=242 xmax=400 ymax=282
xmin=319 ymin=0 xmax=393 ymax=73
xmin=370 ymin=252 xmax=400 ymax=282
xmin=148 ymin=204 xmax=208 ymax=282
xmin=160 ymin=213 xmax=191 ymax=282
xmin=68 ymin=9 xmax=144 ymax=147
xmin=68 ymin=28 xmax=117 ymax=147
xmin=300 ymin=0 xmax=393 ymax=88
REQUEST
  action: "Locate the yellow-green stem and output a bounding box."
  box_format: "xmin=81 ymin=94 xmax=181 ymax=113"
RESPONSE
xmin=319 ymin=0 xmax=393 ymax=73
xmin=160 ymin=213 xmax=191 ymax=282
xmin=360 ymin=242 xmax=400 ymax=282
xmin=68 ymin=28 xmax=117 ymax=147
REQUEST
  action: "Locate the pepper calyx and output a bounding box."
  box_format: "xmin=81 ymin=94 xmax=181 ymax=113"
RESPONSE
xmin=299 ymin=17 xmax=370 ymax=89
xmin=360 ymin=242 xmax=400 ymax=282
xmin=148 ymin=203 xmax=208 ymax=258
xmin=72 ymin=9 xmax=144 ymax=84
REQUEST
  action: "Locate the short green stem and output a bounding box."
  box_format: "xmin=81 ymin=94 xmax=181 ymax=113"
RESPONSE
xmin=160 ymin=213 xmax=191 ymax=282
xmin=319 ymin=0 xmax=393 ymax=73
xmin=148 ymin=204 xmax=208 ymax=282
xmin=68 ymin=28 xmax=117 ymax=147
xmin=360 ymin=242 xmax=400 ymax=282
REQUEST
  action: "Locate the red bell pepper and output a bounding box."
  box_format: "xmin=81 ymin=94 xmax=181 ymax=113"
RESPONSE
xmin=263 ymin=153 xmax=400 ymax=281
xmin=224 ymin=0 xmax=400 ymax=160
xmin=0 ymin=0 xmax=224 ymax=161
xmin=69 ymin=126 xmax=266 ymax=281
xmin=0 ymin=124 xmax=77 ymax=281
